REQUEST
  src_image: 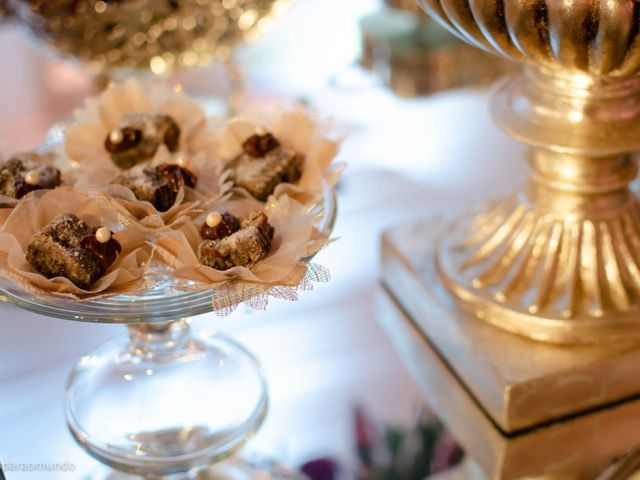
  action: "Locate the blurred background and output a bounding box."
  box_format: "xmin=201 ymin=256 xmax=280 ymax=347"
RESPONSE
xmin=0 ymin=0 xmax=523 ymax=478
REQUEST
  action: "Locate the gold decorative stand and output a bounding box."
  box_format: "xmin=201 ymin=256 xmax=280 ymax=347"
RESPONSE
xmin=379 ymin=1 xmax=640 ymax=477
xmin=377 ymin=280 xmax=640 ymax=479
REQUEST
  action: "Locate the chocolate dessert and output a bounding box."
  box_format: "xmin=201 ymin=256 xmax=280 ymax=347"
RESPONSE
xmin=112 ymin=163 xmax=197 ymax=212
xmin=105 ymin=113 xmax=180 ymax=169
xmin=227 ymin=132 xmax=303 ymax=201
xmin=200 ymin=212 xmax=241 ymax=241
xmin=198 ymin=211 xmax=274 ymax=270
xmin=0 ymin=152 xmax=62 ymax=199
xmin=26 ymin=213 xmax=121 ymax=289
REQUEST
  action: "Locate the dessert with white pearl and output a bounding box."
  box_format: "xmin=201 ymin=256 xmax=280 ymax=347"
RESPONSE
xmin=0 ymin=152 xmax=62 ymax=199
xmin=200 ymin=211 xmax=241 ymax=241
xmin=227 ymin=131 xmax=303 ymax=201
xmin=104 ymin=113 xmax=180 ymax=169
xmin=26 ymin=213 xmax=122 ymax=289
xmin=111 ymin=162 xmax=198 ymax=212
xmin=198 ymin=210 xmax=274 ymax=270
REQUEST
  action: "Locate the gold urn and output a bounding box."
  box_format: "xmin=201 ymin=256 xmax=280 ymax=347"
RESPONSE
xmin=378 ymin=3 xmax=640 ymax=473
xmin=418 ymin=1 xmax=640 ymax=344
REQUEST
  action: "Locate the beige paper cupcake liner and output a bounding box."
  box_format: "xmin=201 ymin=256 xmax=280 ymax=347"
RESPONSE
xmin=100 ymin=147 xmax=231 ymax=229
xmin=103 ymin=184 xmax=202 ymax=231
xmin=151 ymin=195 xmax=326 ymax=290
xmin=0 ymin=188 xmax=151 ymax=298
xmin=0 ymin=145 xmax=77 ymax=208
xmin=211 ymin=109 xmax=345 ymax=204
xmin=65 ymin=78 xmax=210 ymax=189
xmin=65 ymin=81 xmax=231 ymax=224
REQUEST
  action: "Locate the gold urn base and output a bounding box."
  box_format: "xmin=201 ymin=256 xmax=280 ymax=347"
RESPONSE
xmin=380 ymin=219 xmax=640 ymax=432
xmin=429 ymin=67 xmax=640 ymax=345
xmin=379 ymin=219 xmax=640 ymax=478
xmin=437 ymin=180 xmax=640 ymax=345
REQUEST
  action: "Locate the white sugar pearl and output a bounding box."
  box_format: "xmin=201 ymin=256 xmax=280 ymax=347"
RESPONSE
xmin=109 ymin=129 xmax=124 ymax=144
xmin=255 ymin=127 xmax=267 ymax=136
xmin=176 ymin=155 xmax=189 ymax=168
xmin=24 ymin=170 xmax=40 ymax=186
xmin=206 ymin=212 xmax=222 ymax=228
xmin=95 ymin=227 xmax=112 ymax=244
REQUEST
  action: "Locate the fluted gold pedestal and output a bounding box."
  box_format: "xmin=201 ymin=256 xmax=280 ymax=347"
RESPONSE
xmin=379 ymin=221 xmax=640 ymax=478
xmin=380 ymin=219 xmax=640 ymax=433
xmin=400 ymin=0 xmax=640 ymax=344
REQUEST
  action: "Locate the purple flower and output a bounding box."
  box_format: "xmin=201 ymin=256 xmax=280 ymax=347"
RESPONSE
xmin=301 ymin=458 xmax=339 ymax=480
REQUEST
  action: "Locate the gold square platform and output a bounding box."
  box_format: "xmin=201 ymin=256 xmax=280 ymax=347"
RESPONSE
xmin=379 ymin=219 xmax=640 ymax=439
xmin=377 ymin=285 xmax=640 ymax=479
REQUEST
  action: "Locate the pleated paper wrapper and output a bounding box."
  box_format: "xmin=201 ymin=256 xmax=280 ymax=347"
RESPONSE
xmin=202 ymin=109 xmax=346 ymax=205
xmin=0 ymin=188 xmax=151 ymax=298
xmin=150 ymin=195 xmax=332 ymax=314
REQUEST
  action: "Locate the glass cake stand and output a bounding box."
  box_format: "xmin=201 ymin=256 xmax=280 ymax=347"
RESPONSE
xmin=0 ymin=190 xmax=336 ymax=479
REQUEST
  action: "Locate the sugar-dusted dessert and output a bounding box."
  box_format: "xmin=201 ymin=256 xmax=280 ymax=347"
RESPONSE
xmin=198 ymin=210 xmax=274 ymax=270
xmin=227 ymin=131 xmax=303 ymax=201
xmin=0 ymin=152 xmax=62 ymax=199
xmin=26 ymin=213 xmax=122 ymax=289
xmin=105 ymin=113 xmax=180 ymax=169
xmin=112 ymin=162 xmax=197 ymax=212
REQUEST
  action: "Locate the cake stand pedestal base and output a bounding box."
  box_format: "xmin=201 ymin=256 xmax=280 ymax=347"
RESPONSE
xmin=378 ymin=219 xmax=640 ymax=478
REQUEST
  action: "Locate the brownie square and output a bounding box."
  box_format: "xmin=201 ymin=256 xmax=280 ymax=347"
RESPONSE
xmin=112 ymin=167 xmax=177 ymax=212
xmin=105 ymin=113 xmax=180 ymax=169
xmin=198 ymin=211 xmax=274 ymax=270
xmin=26 ymin=213 xmax=105 ymax=289
xmin=0 ymin=152 xmax=62 ymax=199
xmin=227 ymin=147 xmax=303 ymax=201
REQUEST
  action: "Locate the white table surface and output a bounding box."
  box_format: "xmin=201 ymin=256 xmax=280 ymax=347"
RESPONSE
xmin=0 ymin=1 xmax=524 ymax=477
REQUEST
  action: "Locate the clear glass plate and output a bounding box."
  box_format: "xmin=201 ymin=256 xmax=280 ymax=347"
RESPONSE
xmin=0 ymin=187 xmax=336 ymax=323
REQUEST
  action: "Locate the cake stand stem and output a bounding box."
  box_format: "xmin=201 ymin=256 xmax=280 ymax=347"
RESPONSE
xmin=127 ymin=319 xmax=194 ymax=360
